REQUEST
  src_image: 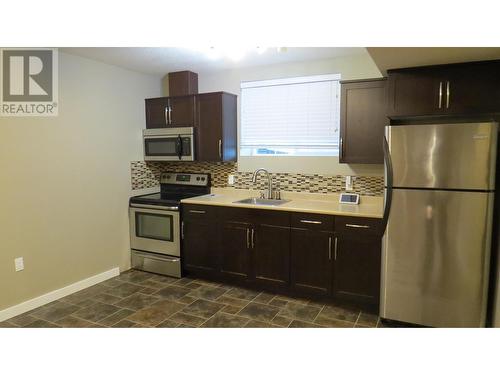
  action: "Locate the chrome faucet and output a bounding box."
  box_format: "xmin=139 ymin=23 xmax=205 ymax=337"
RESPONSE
xmin=252 ymin=168 xmax=273 ymax=199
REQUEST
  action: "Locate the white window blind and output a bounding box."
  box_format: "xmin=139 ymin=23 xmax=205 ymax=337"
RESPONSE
xmin=240 ymin=74 xmax=341 ymax=156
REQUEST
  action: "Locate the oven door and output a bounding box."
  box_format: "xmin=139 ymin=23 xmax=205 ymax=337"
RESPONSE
xmin=129 ymin=205 xmax=180 ymax=257
xmin=143 ymin=135 xmax=194 ymax=161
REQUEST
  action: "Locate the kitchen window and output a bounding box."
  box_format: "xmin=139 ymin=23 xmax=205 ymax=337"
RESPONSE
xmin=240 ymin=74 xmax=341 ymax=157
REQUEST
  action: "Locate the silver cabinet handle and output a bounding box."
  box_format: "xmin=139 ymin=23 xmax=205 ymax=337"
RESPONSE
xmin=246 ymin=228 xmax=250 ymax=249
xmin=165 ymin=106 xmax=169 ymax=125
xmin=345 ymin=224 xmax=370 ymax=229
xmin=300 ymin=220 xmax=322 ymax=225
xmin=446 ymin=81 xmax=450 ymax=108
xmin=166 ymin=98 xmax=171 ymax=125
xmin=181 ymin=221 xmax=184 ymax=240
xmin=438 ymin=81 xmax=443 ymax=109
xmin=334 ymin=237 xmax=338 ymax=260
xmin=328 ymin=236 xmax=332 ymax=260
xmin=168 ymin=98 xmax=172 ymax=125
xmin=340 ymin=137 xmax=343 ymax=158
xmin=251 ymin=228 xmax=255 ymax=248
xmin=189 ymin=209 xmax=206 ymax=214
xmin=218 ymin=139 xmax=222 ymax=159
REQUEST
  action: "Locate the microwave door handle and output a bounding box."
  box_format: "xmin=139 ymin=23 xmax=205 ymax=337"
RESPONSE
xmin=175 ymin=136 xmax=182 ymax=159
xmin=177 ymin=135 xmax=183 ymax=160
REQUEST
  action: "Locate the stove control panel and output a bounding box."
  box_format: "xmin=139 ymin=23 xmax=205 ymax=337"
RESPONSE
xmin=160 ymin=172 xmax=210 ymax=186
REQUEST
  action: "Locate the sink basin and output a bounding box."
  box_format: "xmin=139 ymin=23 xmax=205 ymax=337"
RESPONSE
xmin=233 ymin=197 xmax=290 ymax=206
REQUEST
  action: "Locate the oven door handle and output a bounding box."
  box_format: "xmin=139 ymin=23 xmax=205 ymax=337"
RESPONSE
xmin=130 ymin=203 xmax=179 ymax=211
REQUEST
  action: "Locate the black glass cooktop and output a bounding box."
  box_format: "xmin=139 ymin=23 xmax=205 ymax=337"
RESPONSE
xmin=129 ymin=192 xmax=208 ymax=207
xmin=130 ymin=172 xmax=211 ymax=208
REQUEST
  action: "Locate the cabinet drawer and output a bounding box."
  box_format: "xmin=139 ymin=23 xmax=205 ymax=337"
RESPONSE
xmin=291 ymin=213 xmax=334 ymax=232
xmin=252 ymin=209 xmax=290 ymax=227
xmin=218 ymin=206 xmax=252 ymax=223
xmin=182 ymin=204 xmax=216 ymax=220
xmin=335 ymin=216 xmax=382 ymax=236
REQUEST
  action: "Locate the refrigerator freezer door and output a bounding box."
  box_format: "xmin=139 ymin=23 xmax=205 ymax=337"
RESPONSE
xmin=387 ymin=122 xmax=497 ymax=190
xmin=381 ymin=188 xmax=494 ymax=327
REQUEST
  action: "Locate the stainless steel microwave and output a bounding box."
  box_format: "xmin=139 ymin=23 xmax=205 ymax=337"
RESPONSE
xmin=143 ymin=127 xmax=195 ymax=161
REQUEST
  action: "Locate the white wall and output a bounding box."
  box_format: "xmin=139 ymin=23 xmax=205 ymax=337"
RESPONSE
xmin=197 ymin=52 xmax=384 ymax=175
xmin=0 ymin=52 xmax=161 ymax=310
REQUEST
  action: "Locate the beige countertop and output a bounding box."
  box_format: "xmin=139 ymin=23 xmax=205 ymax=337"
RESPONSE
xmin=181 ymin=188 xmax=383 ymax=219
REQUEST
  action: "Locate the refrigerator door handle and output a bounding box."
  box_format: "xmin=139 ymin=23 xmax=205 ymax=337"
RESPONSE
xmin=382 ymin=131 xmax=393 ymax=235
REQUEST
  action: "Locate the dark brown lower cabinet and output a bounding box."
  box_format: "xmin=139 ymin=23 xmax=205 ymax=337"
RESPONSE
xmin=333 ymin=217 xmax=383 ymax=309
xmin=333 ymin=233 xmax=381 ymax=307
xmin=181 ymin=205 xmax=218 ymax=275
xmin=252 ymin=222 xmax=290 ymax=291
xmin=290 ymin=228 xmax=333 ymax=296
xmin=181 ymin=204 xmax=382 ymax=310
xmin=217 ymin=208 xmax=291 ymax=288
xmin=219 ymin=221 xmax=251 ymax=282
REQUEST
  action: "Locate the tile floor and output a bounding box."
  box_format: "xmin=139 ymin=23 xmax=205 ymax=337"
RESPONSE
xmin=1 ymin=269 xmax=393 ymax=328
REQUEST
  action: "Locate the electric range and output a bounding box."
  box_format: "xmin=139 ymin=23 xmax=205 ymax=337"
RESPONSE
xmin=129 ymin=172 xmax=210 ymax=277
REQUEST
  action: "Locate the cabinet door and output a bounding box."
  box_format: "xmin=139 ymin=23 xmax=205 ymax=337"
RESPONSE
xmin=290 ymin=228 xmax=333 ymax=296
xmin=219 ymin=221 xmax=251 ymax=282
xmin=445 ymin=62 xmax=500 ymax=115
xmin=145 ymin=97 xmax=169 ymax=128
xmin=169 ymin=95 xmax=196 ymax=126
xmin=252 ymin=223 xmax=290 ymax=290
xmin=387 ymin=70 xmax=442 ymax=117
xmin=340 ymin=79 xmax=387 ymax=164
xmin=196 ymin=93 xmax=223 ymax=161
xmin=182 ymin=205 xmax=218 ymax=275
xmin=333 ymin=233 xmax=381 ymax=308
xmin=168 ymin=71 xmax=198 ymax=96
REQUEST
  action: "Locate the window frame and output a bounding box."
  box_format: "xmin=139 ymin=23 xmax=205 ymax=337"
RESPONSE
xmin=239 ymin=73 xmax=342 ymax=158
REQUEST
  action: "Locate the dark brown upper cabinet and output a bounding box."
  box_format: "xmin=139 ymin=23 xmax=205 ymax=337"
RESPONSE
xmin=168 ymin=71 xmax=198 ymax=96
xmin=145 ymin=92 xmax=237 ymax=161
xmin=339 ymin=78 xmax=387 ymax=164
xmin=195 ymin=92 xmax=237 ymax=162
xmin=144 ymin=97 xmax=169 ymax=128
xmin=169 ymin=95 xmax=196 ymax=126
xmin=145 ymin=95 xmax=196 ymax=128
xmin=444 ymin=62 xmax=500 ymax=115
xmin=387 ymin=60 xmax=500 ymax=118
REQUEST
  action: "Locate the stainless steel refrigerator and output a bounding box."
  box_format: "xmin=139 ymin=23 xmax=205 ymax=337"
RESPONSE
xmin=381 ymin=122 xmax=498 ymax=327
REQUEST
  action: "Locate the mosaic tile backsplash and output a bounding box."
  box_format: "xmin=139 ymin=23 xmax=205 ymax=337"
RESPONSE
xmin=131 ymin=161 xmax=384 ymax=196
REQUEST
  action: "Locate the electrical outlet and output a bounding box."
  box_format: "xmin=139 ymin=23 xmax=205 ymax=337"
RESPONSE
xmin=15 ymin=257 xmax=24 ymax=272
xmin=228 ymin=174 xmax=235 ymax=185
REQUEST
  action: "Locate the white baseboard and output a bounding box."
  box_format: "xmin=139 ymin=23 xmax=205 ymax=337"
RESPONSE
xmin=0 ymin=267 xmax=120 ymax=322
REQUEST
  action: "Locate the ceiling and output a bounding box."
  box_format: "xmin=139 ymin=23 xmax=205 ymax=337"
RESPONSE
xmin=62 ymin=47 xmax=500 ymax=77
xmin=61 ymin=47 xmax=367 ymax=76
xmin=367 ymin=47 xmax=500 ymax=74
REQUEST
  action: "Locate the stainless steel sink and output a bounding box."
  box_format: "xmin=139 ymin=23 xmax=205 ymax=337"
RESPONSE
xmin=233 ymin=197 xmax=290 ymax=206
